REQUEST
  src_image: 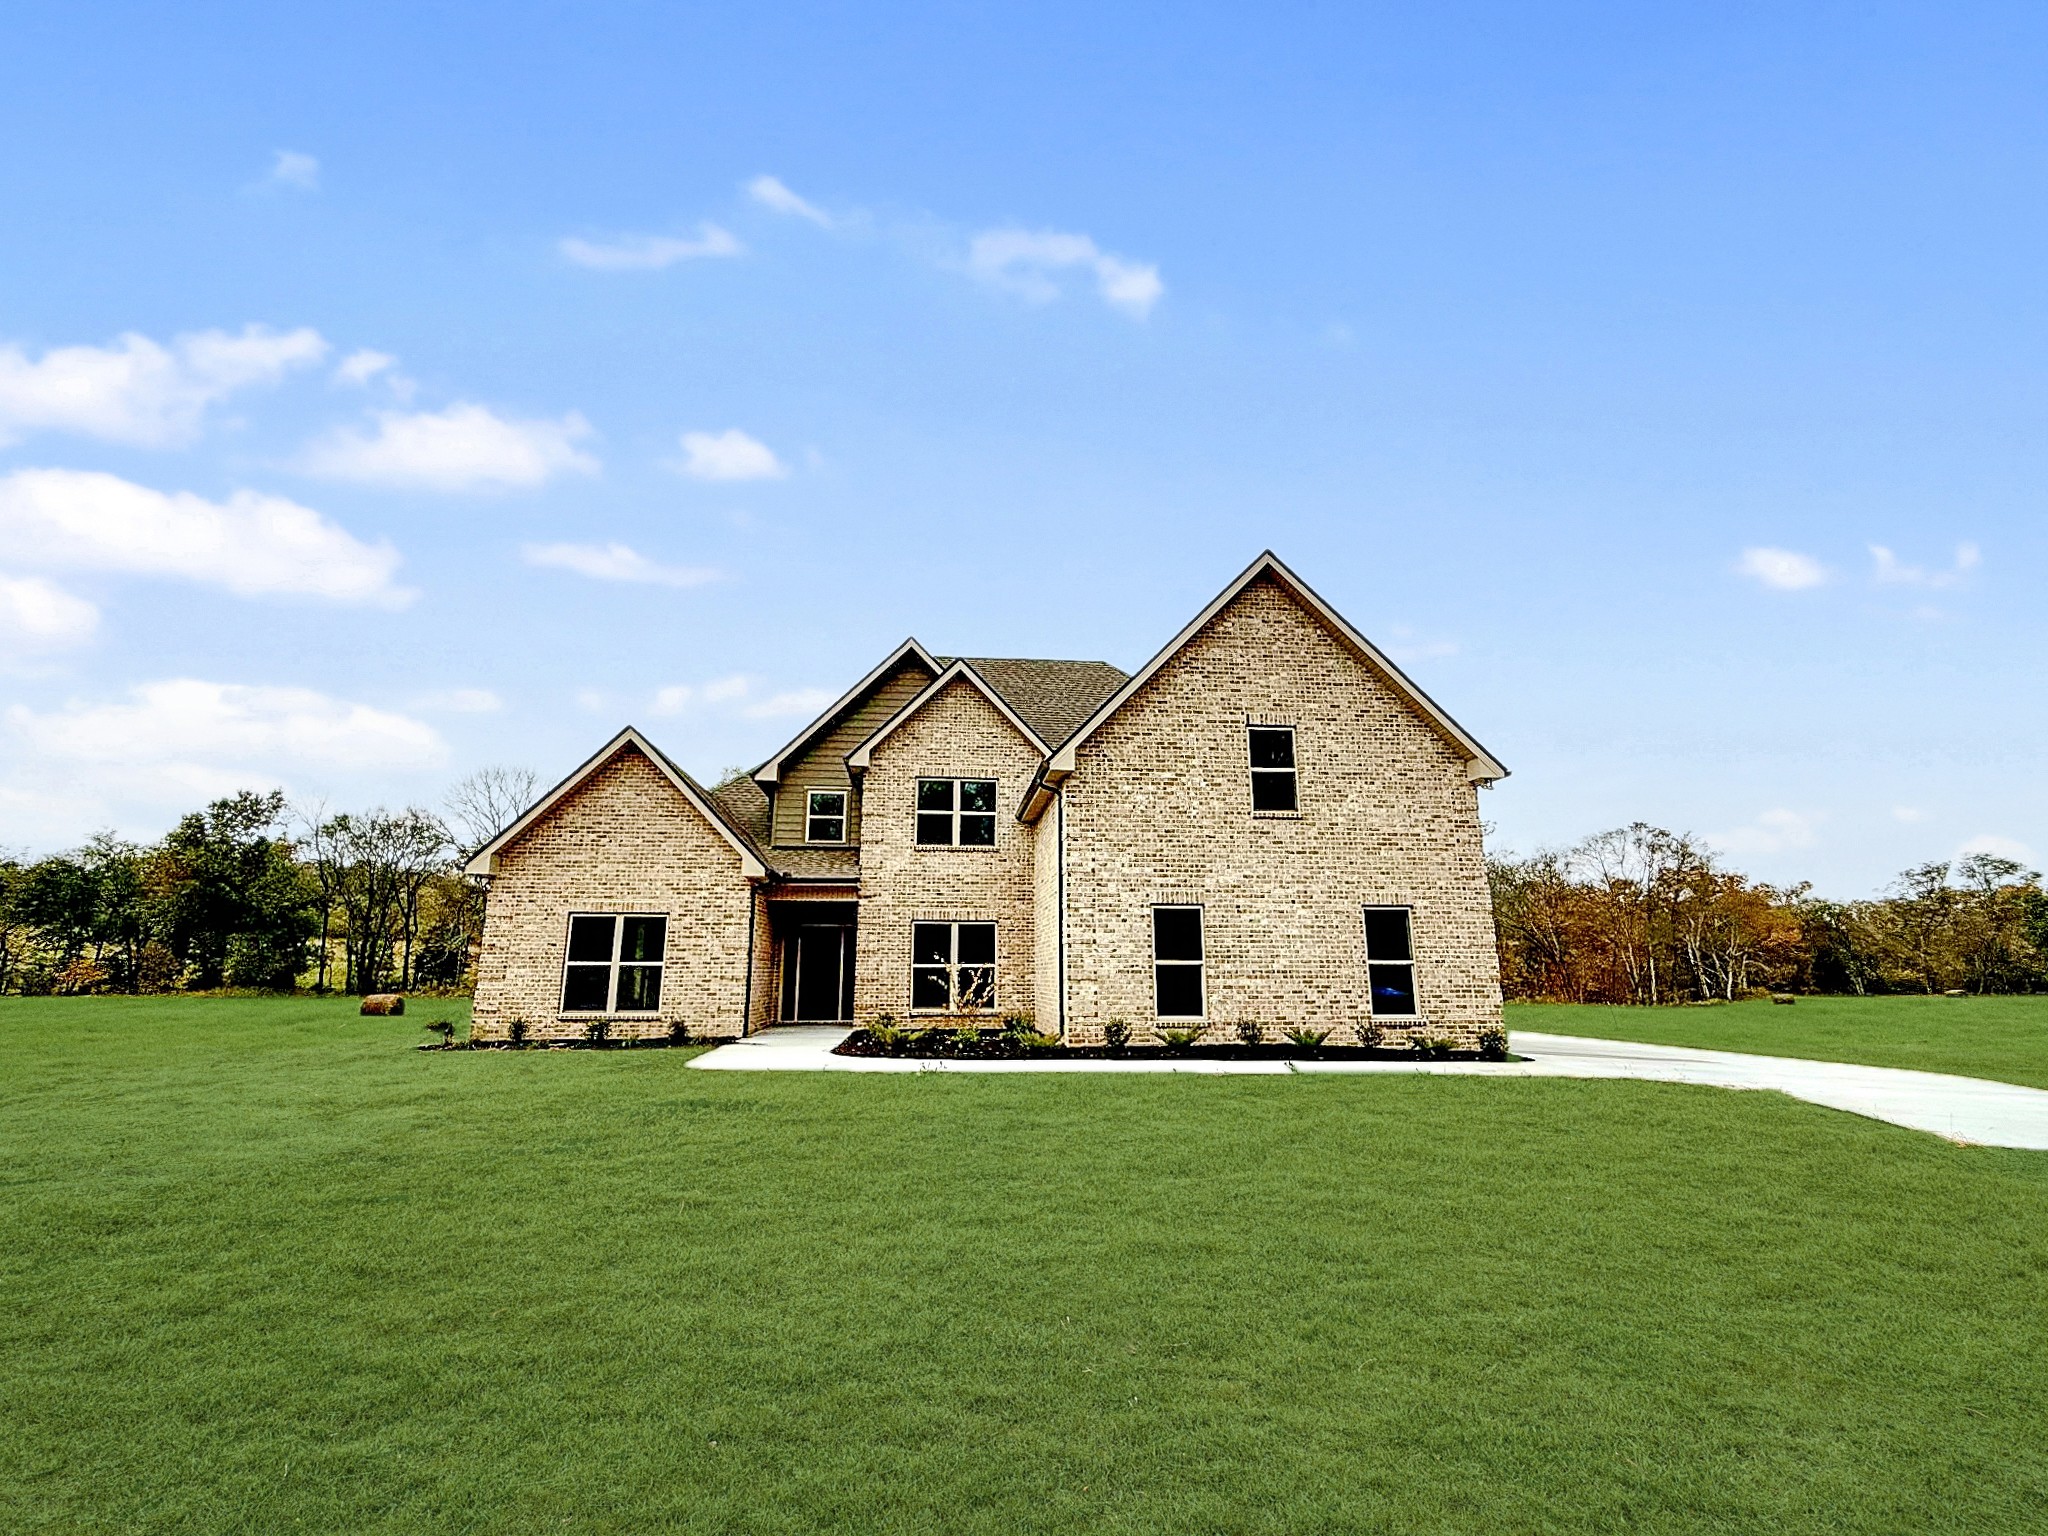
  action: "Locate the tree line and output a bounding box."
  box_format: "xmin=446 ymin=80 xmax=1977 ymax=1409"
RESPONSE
xmin=1490 ymin=823 xmax=2048 ymax=1002
xmin=0 ymin=768 xmax=539 ymax=997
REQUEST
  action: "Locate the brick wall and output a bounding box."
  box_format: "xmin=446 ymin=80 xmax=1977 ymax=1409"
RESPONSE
xmin=1056 ymin=574 xmax=1503 ymax=1047
xmin=471 ymin=746 xmax=756 ymax=1041
xmin=853 ymin=677 xmax=1044 ymax=1024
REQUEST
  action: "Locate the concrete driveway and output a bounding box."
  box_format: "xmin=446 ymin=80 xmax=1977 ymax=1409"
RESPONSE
xmin=690 ymin=1026 xmax=2048 ymax=1149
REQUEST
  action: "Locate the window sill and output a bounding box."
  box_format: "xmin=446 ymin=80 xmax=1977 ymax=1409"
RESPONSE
xmin=1250 ymin=810 xmax=1303 ymax=820
xmin=913 ymin=844 xmax=999 ymax=852
xmin=557 ymin=1011 xmax=663 ymax=1020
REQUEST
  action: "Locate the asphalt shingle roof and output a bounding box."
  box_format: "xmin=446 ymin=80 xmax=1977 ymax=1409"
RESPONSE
xmin=955 ymin=657 xmax=1129 ymax=748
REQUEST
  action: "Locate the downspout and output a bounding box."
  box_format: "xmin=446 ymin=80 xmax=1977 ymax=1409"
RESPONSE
xmin=1057 ymin=788 xmax=1067 ymax=1036
xmin=741 ymin=883 xmax=758 ymax=1036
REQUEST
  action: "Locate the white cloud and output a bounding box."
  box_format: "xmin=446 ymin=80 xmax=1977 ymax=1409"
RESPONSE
xmin=0 ymin=468 xmax=408 ymax=605
xmin=677 ymin=428 xmax=786 ymax=482
xmin=268 ymin=150 xmax=320 ymax=190
xmin=0 ymin=573 xmax=98 ymax=654
xmin=1871 ymin=542 xmax=1980 ymax=588
xmin=743 ymin=687 xmax=837 ymax=720
xmin=335 ymin=349 xmax=394 ymax=386
xmin=650 ymin=674 xmax=752 ymax=716
xmin=747 ymin=175 xmax=832 ymax=226
xmin=967 ymin=227 xmax=1164 ymax=319
xmin=0 ymin=325 xmax=328 ymax=447
xmin=1736 ymin=546 xmax=1829 ymax=591
xmin=301 ymin=403 xmax=598 ymax=491
xmin=7 ymin=679 xmax=447 ymax=787
xmin=1957 ymin=833 xmax=2035 ymax=864
xmin=415 ymin=687 xmax=503 ymax=714
xmin=1711 ymin=807 xmax=1820 ymax=857
xmin=559 ymin=225 xmax=743 ymax=271
xmin=521 ymin=541 xmax=719 ymax=588
xmin=1892 ymin=805 xmax=1926 ymax=823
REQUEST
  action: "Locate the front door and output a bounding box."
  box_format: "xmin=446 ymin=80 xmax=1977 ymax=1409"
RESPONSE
xmin=789 ymin=924 xmax=852 ymax=1021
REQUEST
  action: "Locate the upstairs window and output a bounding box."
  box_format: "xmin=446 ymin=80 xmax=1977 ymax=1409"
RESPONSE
xmin=911 ymin=921 xmax=996 ymax=1011
xmin=806 ymin=789 xmax=847 ymax=843
xmin=916 ymin=778 xmax=997 ymax=846
xmin=1152 ymin=905 xmax=1205 ymax=1018
xmin=561 ymin=913 xmax=667 ymax=1014
xmin=1363 ymin=907 xmax=1418 ymax=1016
xmin=1249 ymin=727 xmax=1298 ymax=812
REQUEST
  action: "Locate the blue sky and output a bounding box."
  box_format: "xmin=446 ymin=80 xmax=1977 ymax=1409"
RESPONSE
xmin=1 ymin=2 xmax=2042 ymax=894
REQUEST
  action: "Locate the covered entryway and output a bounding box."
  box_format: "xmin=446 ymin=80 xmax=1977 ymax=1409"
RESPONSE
xmin=772 ymin=900 xmax=857 ymax=1022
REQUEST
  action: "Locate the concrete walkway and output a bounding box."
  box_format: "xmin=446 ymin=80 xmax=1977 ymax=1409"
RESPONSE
xmin=689 ymin=1026 xmax=2048 ymax=1149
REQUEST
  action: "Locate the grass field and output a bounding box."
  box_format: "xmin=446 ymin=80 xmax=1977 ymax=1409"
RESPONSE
xmin=1508 ymin=994 xmax=2048 ymax=1089
xmin=5 ymin=996 xmax=2048 ymax=1534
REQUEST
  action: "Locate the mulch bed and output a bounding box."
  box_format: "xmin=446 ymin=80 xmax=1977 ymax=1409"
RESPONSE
xmin=833 ymin=1029 xmax=1507 ymax=1063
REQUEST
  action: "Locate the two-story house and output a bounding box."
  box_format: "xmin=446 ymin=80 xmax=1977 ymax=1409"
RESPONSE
xmin=465 ymin=552 xmax=1509 ymax=1046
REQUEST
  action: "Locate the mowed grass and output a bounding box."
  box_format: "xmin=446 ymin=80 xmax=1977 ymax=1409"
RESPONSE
xmin=4 ymin=998 xmax=2048 ymax=1535
xmin=1509 ymin=994 xmax=2048 ymax=1089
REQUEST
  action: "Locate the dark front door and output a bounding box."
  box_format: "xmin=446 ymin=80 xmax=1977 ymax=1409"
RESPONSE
xmin=789 ymin=924 xmax=853 ymax=1021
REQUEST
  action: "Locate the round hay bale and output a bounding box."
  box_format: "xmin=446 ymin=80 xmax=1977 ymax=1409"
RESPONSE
xmin=360 ymin=993 xmax=406 ymax=1016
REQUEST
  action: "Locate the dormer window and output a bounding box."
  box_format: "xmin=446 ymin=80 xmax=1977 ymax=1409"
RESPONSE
xmin=805 ymin=790 xmax=847 ymax=843
xmin=1249 ymin=727 xmax=1297 ymax=812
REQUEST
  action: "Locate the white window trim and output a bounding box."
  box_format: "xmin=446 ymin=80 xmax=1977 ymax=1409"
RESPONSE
xmin=559 ymin=911 xmax=667 ymax=1016
xmin=1362 ymin=905 xmax=1420 ymax=1018
xmin=1151 ymin=904 xmax=1206 ymax=1020
xmin=910 ymin=920 xmax=998 ymax=1013
xmin=1248 ymin=724 xmax=1299 ymax=817
xmin=914 ymin=777 xmax=999 ymax=848
xmin=805 ymin=788 xmax=848 ymax=844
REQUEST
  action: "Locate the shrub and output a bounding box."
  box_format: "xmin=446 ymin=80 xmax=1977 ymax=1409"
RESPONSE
xmin=1100 ymin=1018 xmax=1131 ymax=1052
xmin=950 ymin=1025 xmax=982 ymax=1049
xmin=1283 ymin=1026 xmax=1330 ymax=1051
xmin=1001 ymin=1013 xmax=1037 ymax=1041
xmin=585 ymin=1017 xmax=611 ymax=1048
xmin=1354 ymin=1020 xmax=1384 ymax=1049
xmin=423 ymin=1018 xmax=456 ymax=1045
xmin=868 ymin=1020 xmax=904 ymax=1048
xmin=1017 ymin=1029 xmax=1061 ymax=1050
xmin=1160 ymin=1027 xmax=1202 ymax=1053
xmin=508 ymin=1018 xmax=530 ymax=1046
xmin=1407 ymin=1034 xmax=1456 ymax=1060
xmin=1235 ymin=1019 xmax=1264 ymax=1048
xmin=1477 ymin=1026 xmax=1508 ymax=1061
xmin=667 ymin=1020 xmax=691 ymax=1046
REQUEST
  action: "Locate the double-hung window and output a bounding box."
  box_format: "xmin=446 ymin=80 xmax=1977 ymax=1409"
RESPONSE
xmin=1362 ymin=907 xmax=1418 ymax=1016
xmin=806 ymin=789 xmax=847 ymax=843
xmin=1248 ymin=726 xmax=1298 ymax=812
xmin=916 ymin=778 xmax=997 ymax=846
xmin=1152 ymin=905 xmax=1205 ymax=1018
xmin=911 ymin=921 xmax=996 ymax=1011
xmin=561 ymin=913 xmax=667 ymax=1014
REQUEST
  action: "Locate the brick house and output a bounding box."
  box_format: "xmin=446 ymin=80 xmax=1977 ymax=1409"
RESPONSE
xmin=465 ymin=552 xmax=1509 ymax=1046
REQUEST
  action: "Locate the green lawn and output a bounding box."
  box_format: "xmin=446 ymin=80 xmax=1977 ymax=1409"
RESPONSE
xmin=1509 ymin=994 xmax=2048 ymax=1089
xmin=4 ymin=997 xmax=2047 ymax=1534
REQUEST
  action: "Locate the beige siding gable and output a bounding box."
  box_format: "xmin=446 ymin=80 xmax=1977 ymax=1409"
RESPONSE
xmin=770 ymin=658 xmax=938 ymax=847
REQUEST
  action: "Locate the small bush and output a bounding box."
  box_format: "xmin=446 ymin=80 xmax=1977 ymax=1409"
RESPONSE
xmin=1477 ymin=1026 xmax=1508 ymax=1061
xmin=1354 ymin=1020 xmax=1384 ymax=1049
xmin=1017 ymin=1029 xmax=1061 ymax=1050
xmin=1406 ymin=1034 xmax=1455 ymax=1060
xmin=1235 ymin=1019 xmax=1264 ymax=1048
xmin=1102 ymin=1018 xmax=1131 ymax=1052
xmin=950 ymin=1025 xmax=982 ymax=1049
xmin=1001 ymin=1013 xmax=1037 ymax=1041
xmin=585 ymin=1017 xmax=611 ymax=1048
xmin=667 ymin=1020 xmax=691 ymax=1046
xmin=423 ymin=1018 xmax=456 ymax=1045
xmin=868 ymin=1020 xmax=904 ymax=1048
xmin=508 ymin=1018 xmax=530 ymax=1046
xmin=1160 ymin=1027 xmax=1202 ymax=1053
xmin=1283 ymin=1026 xmax=1330 ymax=1051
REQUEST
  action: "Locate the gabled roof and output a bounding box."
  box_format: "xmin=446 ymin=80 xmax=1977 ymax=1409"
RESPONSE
xmin=464 ymin=727 xmax=769 ymax=879
xmin=751 ymin=638 xmax=940 ymax=788
xmin=844 ymin=659 xmax=1053 ymax=771
xmin=1019 ymin=550 xmax=1509 ymax=821
xmin=958 ymin=658 xmax=1129 ymax=746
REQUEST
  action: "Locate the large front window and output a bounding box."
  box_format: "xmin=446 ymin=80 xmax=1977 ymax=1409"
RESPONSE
xmin=916 ymin=778 xmax=997 ymax=846
xmin=1152 ymin=905 xmax=1205 ymax=1018
xmin=561 ymin=913 xmax=667 ymax=1013
xmin=911 ymin=921 xmax=996 ymax=1010
xmin=1363 ymin=907 xmax=1418 ymax=1016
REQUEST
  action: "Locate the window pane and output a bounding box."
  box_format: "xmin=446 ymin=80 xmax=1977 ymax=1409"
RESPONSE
xmin=955 ymin=923 xmax=996 ymax=964
xmin=917 ymin=779 xmax=955 ymax=812
xmin=1363 ymin=907 xmax=1413 ymax=962
xmin=808 ymin=790 xmax=844 ymax=816
xmin=917 ymin=812 xmax=954 ymax=845
xmin=913 ymin=923 xmax=953 ymax=967
xmin=1250 ymin=770 xmax=1298 ymax=812
xmin=1369 ymin=962 xmax=1418 ymax=1015
xmin=1155 ymin=963 xmax=1204 ymax=1017
xmin=959 ymin=814 xmax=996 ymax=846
xmin=562 ymin=963 xmax=611 ymax=1012
xmin=567 ymin=914 xmax=617 ymax=963
xmin=808 ymin=816 xmax=845 ymax=842
xmin=616 ymin=964 xmax=662 ymax=1012
xmin=1249 ymin=728 xmax=1295 ymax=768
xmin=957 ymin=966 xmax=994 ymax=1009
xmin=1153 ymin=906 xmax=1203 ymax=962
xmin=619 ymin=915 xmax=666 ymax=963
xmin=911 ymin=968 xmax=951 ymax=1010
xmin=960 ymin=779 xmax=996 ymax=812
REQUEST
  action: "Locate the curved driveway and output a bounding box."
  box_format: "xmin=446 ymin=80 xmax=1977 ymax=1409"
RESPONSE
xmin=690 ymin=1026 xmax=2048 ymax=1149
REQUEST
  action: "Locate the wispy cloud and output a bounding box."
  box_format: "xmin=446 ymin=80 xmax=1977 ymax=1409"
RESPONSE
xmin=747 ymin=175 xmax=832 ymax=226
xmin=967 ymin=227 xmax=1164 ymax=319
xmin=0 ymin=573 xmax=98 ymax=655
xmin=0 ymin=325 xmax=327 ymax=447
xmin=0 ymin=467 xmax=408 ymax=606
xmin=266 ymin=150 xmax=320 ymax=190
xmin=300 ymin=403 xmax=598 ymax=491
xmin=559 ymin=225 xmax=743 ymax=271
xmin=677 ymin=428 xmax=786 ymax=482
xmin=649 ymin=674 xmax=832 ymax=720
xmin=521 ymin=541 xmax=719 ymax=588
xmin=1711 ymin=807 xmax=1820 ymax=856
xmin=1958 ymin=832 xmax=2036 ymax=865
xmin=1735 ymin=546 xmax=1829 ymax=591
xmin=743 ymin=687 xmax=836 ymax=720
xmin=1871 ymin=542 xmax=1980 ymax=588
xmin=650 ymin=675 xmax=752 ymax=715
